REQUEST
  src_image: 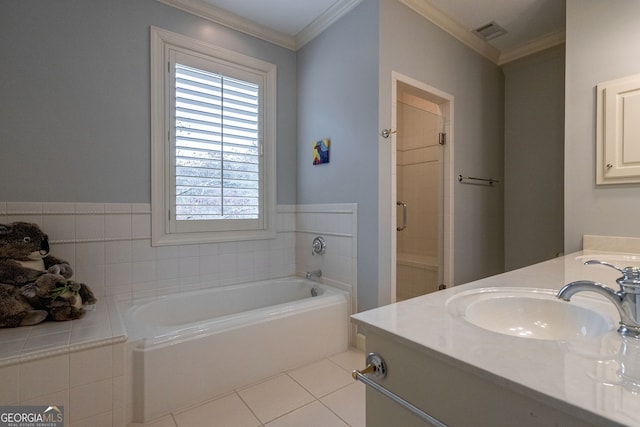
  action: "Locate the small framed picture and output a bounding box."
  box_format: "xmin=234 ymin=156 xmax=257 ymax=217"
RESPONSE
xmin=313 ymin=138 xmax=330 ymax=165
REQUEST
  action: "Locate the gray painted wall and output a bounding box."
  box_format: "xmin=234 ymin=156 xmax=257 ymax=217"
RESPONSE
xmin=503 ymin=46 xmax=565 ymax=270
xmin=379 ymin=0 xmax=505 ymax=287
xmin=565 ymin=0 xmax=640 ymax=252
xmin=0 ymin=0 xmax=297 ymax=204
xmin=296 ymin=1 xmax=380 ymax=311
xmin=2 ymin=0 xmax=518 ymax=312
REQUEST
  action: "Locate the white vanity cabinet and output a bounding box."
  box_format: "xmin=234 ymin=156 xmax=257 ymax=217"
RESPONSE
xmin=352 ymin=252 xmax=640 ymax=427
xmin=360 ymin=329 xmax=606 ymax=427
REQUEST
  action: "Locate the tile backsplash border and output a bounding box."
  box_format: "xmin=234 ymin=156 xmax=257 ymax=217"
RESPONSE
xmin=583 ymin=235 xmax=640 ymax=254
xmin=0 ymin=202 xmax=357 ymax=304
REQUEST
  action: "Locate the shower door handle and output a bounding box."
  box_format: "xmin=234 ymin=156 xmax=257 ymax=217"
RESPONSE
xmin=397 ymin=201 xmax=407 ymax=231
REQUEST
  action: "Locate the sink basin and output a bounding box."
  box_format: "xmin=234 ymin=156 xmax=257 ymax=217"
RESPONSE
xmin=446 ymin=288 xmax=616 ymax=340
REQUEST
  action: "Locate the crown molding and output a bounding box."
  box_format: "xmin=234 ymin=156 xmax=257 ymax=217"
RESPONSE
xmin=156 ymin=0 xmax=296 ymax=50
xmin=399 ymin=0 xmax=565 ymax=66
xmin=157 ymin=0 xmax=363 ymax=52
xmin=294 ymin=0 xmax=364 ymax=49
xmin=497 ymin=29 xmax=565 ymax=65
xmin=157 ymin=0 xmax=564 ymax=61
xmin=398 ymin=0 xmax=501 ymax=64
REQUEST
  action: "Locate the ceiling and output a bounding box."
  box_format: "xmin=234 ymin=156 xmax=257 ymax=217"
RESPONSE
xmin=159 ymin=0 xmax=565 ymax=64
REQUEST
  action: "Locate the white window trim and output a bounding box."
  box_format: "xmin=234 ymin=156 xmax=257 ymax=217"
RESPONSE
xmin=150 ymin=26 xmax=277 ymax=246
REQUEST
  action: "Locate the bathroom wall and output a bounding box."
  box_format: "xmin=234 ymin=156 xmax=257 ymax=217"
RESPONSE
xmin=503 ymin=45 xmax=565 ymax=270
xmin=0 ymin=0 xmax=297 ymax=205
xmin=296 ymin=0 xmax=380 ymax=311
xmin=379 ymin=0 xmax=505 ymax=288
xmin=565 ymin=0 xmax=640 ymax=252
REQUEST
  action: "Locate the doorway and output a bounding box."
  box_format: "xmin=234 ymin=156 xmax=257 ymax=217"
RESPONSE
xmin=385 ymin=73 xmax=454 ymax=303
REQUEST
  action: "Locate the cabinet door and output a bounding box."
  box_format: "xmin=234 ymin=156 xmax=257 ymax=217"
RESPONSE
xmin=597 ymin=73 xmax=640 ymax=184
xmin=364 ymin=331 xmax=600 ymax=427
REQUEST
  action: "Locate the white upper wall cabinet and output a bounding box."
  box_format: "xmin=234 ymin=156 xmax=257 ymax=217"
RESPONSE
xmin=597 ymin=73 xmax=640 ymax=184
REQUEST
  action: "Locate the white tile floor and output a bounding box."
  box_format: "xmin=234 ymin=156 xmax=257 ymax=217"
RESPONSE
xmin=133 ymin=347 xmax=365 ymax=427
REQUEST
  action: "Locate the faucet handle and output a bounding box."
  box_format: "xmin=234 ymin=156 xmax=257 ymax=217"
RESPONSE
xmin=585 ymin=260 xmax=640 ymax=286
xmin=312 ymin=236 xmax=326 ymax=256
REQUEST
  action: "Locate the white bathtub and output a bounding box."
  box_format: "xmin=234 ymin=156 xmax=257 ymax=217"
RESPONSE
xmin=122 ymin=277 xmax=350 ymax=422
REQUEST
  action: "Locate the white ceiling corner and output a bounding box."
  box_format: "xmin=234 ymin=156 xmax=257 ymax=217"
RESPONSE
xmin=293 ymin=0 xmax=364 ymax=50
xmin=399 ymin=0 xmax=501 ymax=63
xmin=400 ymin=0 xmax=565 ymax=65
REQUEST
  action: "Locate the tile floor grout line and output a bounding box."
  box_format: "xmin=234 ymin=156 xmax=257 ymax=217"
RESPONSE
xmin=283 ymin=358 xmax=358 ymax=427
xmin=261 ymin=400 xmax=322 ymax=427
xmin=317 ymin=399 xmax=353 ymax=427
xmin=316 ymin=382 xmax=359 ymax=427
xmin=233 ymin=390 xmax=265 ymax=427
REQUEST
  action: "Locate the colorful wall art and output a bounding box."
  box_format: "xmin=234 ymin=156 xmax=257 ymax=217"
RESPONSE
xmin=313 ymin=138 xmax=330 ymax=165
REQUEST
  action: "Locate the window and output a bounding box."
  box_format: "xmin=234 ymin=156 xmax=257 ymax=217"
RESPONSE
xmin=151 ymin=27 xmax=277 ymax=245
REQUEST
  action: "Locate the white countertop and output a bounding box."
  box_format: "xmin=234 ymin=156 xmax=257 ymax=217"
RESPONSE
xmin=352 ymin=250 xmax=640 ymax=426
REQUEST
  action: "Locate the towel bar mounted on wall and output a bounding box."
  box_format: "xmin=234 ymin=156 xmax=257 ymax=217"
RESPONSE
xmin=353 ymin=353 xmax=448 ymax=427
xmin=458 ymin=174 xmax=500 ymax=186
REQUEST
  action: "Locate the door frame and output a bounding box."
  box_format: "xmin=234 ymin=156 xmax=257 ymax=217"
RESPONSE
xmin=378 ymin=71 xmax=454 ymax=305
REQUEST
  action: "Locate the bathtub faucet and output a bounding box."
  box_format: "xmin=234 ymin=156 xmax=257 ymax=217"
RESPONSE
xmin=306 ymin=269 xmax=322 ymax=281
xmin=557 ymin=260 xmax=640 ymax=338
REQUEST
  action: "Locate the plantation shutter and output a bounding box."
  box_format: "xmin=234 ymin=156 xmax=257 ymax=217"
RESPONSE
xmin=171 ymin=51 xmax=262 ymax=229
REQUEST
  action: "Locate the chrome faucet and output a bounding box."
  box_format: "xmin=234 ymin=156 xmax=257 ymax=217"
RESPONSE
xmin=306 ymin=269 xmax=322 ymax=281
xmin=557 ymin=260 xmax=640 ymax=338
xmin=305 ymin=269 xmax=322 ymax=297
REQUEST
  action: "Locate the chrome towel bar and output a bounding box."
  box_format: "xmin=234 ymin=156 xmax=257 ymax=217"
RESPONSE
xmin=353 ymin=353 xmax=448 ymax=427
xmin=458 ymin=174 xmax=499 ymax=185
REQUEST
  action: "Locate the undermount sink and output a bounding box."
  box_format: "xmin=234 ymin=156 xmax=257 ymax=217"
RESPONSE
xmin=446 ymin=288 xmax=617 ymax=341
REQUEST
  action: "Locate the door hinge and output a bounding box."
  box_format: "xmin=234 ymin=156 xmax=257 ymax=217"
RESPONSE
xmin=438 ymin=133 xmax=446 ymax=145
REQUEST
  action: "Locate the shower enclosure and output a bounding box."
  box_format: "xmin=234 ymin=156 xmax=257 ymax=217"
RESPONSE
xmin=395 ymin=85 xmax=444 ymax=301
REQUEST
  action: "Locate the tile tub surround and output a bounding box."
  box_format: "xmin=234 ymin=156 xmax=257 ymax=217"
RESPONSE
xmin=0 ymin=202 xmax=298 ymax=302
xmin=0 ymin=202 xmax=357 ymax=303
xmin=295 ymin=203 xmax=358 ymax=315
xmin=352 ymin=249 xmax=640 ymax=426
xmin=0 ymin=300 xmax=127 ymax=426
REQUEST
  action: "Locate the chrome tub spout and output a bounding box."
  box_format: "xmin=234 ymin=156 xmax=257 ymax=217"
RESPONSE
xmin=305 ymin=269 xmax=322 ymax=297
xmin=306 ymin=269 xmax=322 ymax=280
